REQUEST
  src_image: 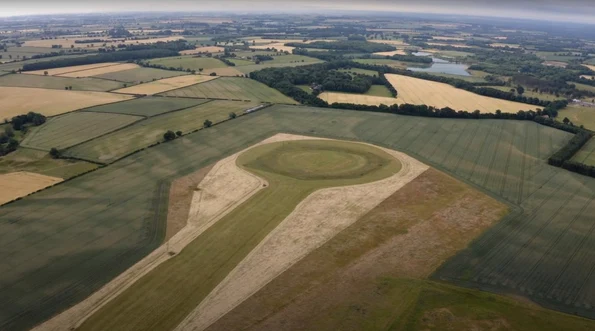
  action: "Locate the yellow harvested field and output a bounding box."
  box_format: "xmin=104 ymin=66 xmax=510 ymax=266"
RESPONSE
xmin=201 ymin=67 xmax=244 ymax=77
xmin=582 ymin=64 xmax=595 ymax=72
xmin=581 ymin=75 xmax=595 ymax=80
xmin=26 ymin=63 xmax=123 ymax=76
xmin=251 ymin=43 xmax=294 ymax=53
xmin=373 ymin=49 xmax=407 ymax=56
xmin=180 ymin=46 xmax=225 ymax=55
xmin=57 ymin=63 xmax=140 ymax=78
xmin=427 ymin=42 xmax=472 ymax=48
xmin=490 ymin=43 xmax=520 ymax=48
xmin=319 ymin=92 xmax=397 ymax=106
xmin=385 ymin=74 xmax=538 ymax=113
xmin=432 ymin=36 xmax=465 ymax=41
xmin=0 ymin=172 xmax=62 ymax=205
xmin=0 ymin=87 xmax=134 ymax=120
xmin=544 ymin=61 xmax=567 ymax=68
xmin=112 ymin=75 xmax=219 ymax=95
xmin=369 ymin=39 xmax=409 ymax=46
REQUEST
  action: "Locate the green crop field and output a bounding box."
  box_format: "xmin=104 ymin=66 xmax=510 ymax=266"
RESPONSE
xmin=234 ymin=60 xmax=323 ymax=74
xmin=365 ymin=85 xmax=393 ymax=97
xmin=0 ymin=46 xmax=52 ymax=60
xmin=0 ymin=147 xmax=98 ymax=178
xmin=571 ymin=137 xmax=595 ymax=166
xmin=78 ymin=140 xmax=401 ymax=331
xmin=487 ymin=85 xmax=566 ymax=101
xmin=5 ymin=104 xmax=595 ymax=331
xmin=21 ymin=112 xmax=143 ymax=151
xmin=81 ymin=96 xmax=209 ymax=117
xmin=571 ymin=82 xmax=595 ymax=93
xmin=0 ymin=73 xmax=125 ymax=91
xmin=93 ymin=67 xmax=188 ymax=84
xmin=160 ymin=77 xmax=297 ymax=104
xmin=65 ymin=100 xmax=261 ymax=163
xmin=558 ymin=105 xmax=595 ymax=131
xmin=0 ymin=53 xmax=97 ymax=72
xmin=147 ymin=56 xmax=228 ymax=71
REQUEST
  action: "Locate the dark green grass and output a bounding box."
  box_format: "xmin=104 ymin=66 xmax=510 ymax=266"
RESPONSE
xmin=3 ymin=104 xmax=595 ymax=331
xmin=80 ymin=96 xmax=209 ymax=117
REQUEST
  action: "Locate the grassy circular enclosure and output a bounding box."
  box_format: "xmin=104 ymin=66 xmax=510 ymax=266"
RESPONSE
xmin=240 ymin=139 xmax=401 ymax=182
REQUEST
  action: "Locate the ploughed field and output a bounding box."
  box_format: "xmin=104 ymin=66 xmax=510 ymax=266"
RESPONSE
xmin=5 ymin=105 xmax=595 ymax=331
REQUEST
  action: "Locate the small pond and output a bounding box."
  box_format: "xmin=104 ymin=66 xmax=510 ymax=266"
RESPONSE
xmin=408 ymin=52 xmax=470 ymax=76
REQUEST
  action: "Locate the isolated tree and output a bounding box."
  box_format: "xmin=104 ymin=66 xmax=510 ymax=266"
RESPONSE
xmin=49 ymin=147 xmax=61 ymax=159
xmin=44 ymin=71 xmax=48 ymax=76
xmin=228 ymin=112 xmax=237 ymax=119
xmin=563 ymin=117 xmax=570 ymax=125
xmin=176 ymin=130 xmax=182 ymax=137
xmin=163 ymin=130 xmax=176 ymax=141
xmin=516 ymin=85 xmax=525 ymax=95
xmin=203 ymin=119 xmax=213 ymax=128
xmin=209 ymin=72 xmax=217 ymax=76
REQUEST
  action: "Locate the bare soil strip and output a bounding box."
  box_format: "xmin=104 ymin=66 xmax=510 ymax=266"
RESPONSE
xmin=0 ymin=171 xmax=62 ymax=205
xmin=205 ymin=169 xmax=508 ymax=331
xmin=174 ymin=139 xmax=429 ymax=331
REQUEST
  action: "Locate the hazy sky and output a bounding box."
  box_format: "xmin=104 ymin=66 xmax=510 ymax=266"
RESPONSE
xmin=1 ymin=0 xmax=594 ymax=24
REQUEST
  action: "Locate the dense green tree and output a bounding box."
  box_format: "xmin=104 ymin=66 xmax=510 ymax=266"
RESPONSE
xmin=163 ymin=130 xmax=176 ymax=141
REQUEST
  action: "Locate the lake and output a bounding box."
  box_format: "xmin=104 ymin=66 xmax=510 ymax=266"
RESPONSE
xmin=408 ymin=52 xmax=470 ymax=76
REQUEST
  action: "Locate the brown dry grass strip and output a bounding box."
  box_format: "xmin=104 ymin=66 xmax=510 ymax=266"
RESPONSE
xmin=206 ymin=168 xmax=508 ymax=331
xmin=165 ymin=164 xmax=215 ymax=240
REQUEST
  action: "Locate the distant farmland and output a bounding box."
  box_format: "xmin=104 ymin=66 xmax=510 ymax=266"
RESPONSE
xmin=4 ymin=104 xmax=594 ymax=330
xmin=0 ymin=73 xmax=125 ymax=91
xmin=92 ymin=67 xmax=188 ymax=84
xmin=160 ymin=77 xmax=297 ymax=103
xmin=386 ymin=74 xmax=538 ymax=113
xmin=319 ymin=91 xmax=397 ymax=106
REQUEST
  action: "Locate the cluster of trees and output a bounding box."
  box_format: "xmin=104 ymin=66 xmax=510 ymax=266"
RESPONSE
xmin=163 ymin=130 xmax=183 ymax=141
xmin=22 ymin=41 xmax=193 ymax=71
xmin=285 ymin=40 xmax=396 ymax=53
xmin=250 ymin=61 xmax=385 ymax=94
xmin=74 ymin=39 xmax=105 ymax=44
xmin=108 ymin=27 xmax=132 ymax=38
xmin=0 ymin=126 xmax=18 ymax=156
xmin=217 ymin=57 xmax=236 ymax=67
xmin=11 ymin=112 xmax=46 ymax=130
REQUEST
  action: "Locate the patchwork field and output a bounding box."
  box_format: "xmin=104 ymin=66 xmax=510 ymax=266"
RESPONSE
xmin=147 ymin=56 xmax=228 ymax=71
xmin=92 ymin=67 xmax=188 ymax=84
xmin=113 ymin=75 xmax=218 ymax=95
xmin=65 ymin=100 xmax=261 ymax=163
xmin=58 ymin=63 xmax=140 ymax=78
xmin=5 ymin=105 xmax=595 ymax=331
xmin=25 ymin=63 xmax=125 ymax=76
xmin=386 ymin=74 xmax=539 ymax=113
xmin=0 ymin=171 xmax=62 ymax=205
xmin=200 ymin=67 xmax=245 ymax=77
xmin=0 ymin=73 xmax=124 ymax=91
xmin=319 ymin=91 xmax=397 ymax=106
xmin=21 ymin=112 xmax=143 ymax=151
xmin=22 ymin=36 xmax=184 ymax=49
xmin=0 ymin=87 xmax=134 ymax=120
xmin=160 ymin=77 xmax=297 ymax=103
xmin=81 ymin=96 xmax=209 ymax=117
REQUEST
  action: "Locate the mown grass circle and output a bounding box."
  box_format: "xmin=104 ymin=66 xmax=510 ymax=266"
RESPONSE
xmin=243 ymin=139 xmax=400 ymax=181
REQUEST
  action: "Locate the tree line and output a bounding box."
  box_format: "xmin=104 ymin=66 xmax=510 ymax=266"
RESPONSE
xmin=21 ymin=41 xmax=193 ymax=71
xmin=286 ymin=41 xmax=396 ymax=53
